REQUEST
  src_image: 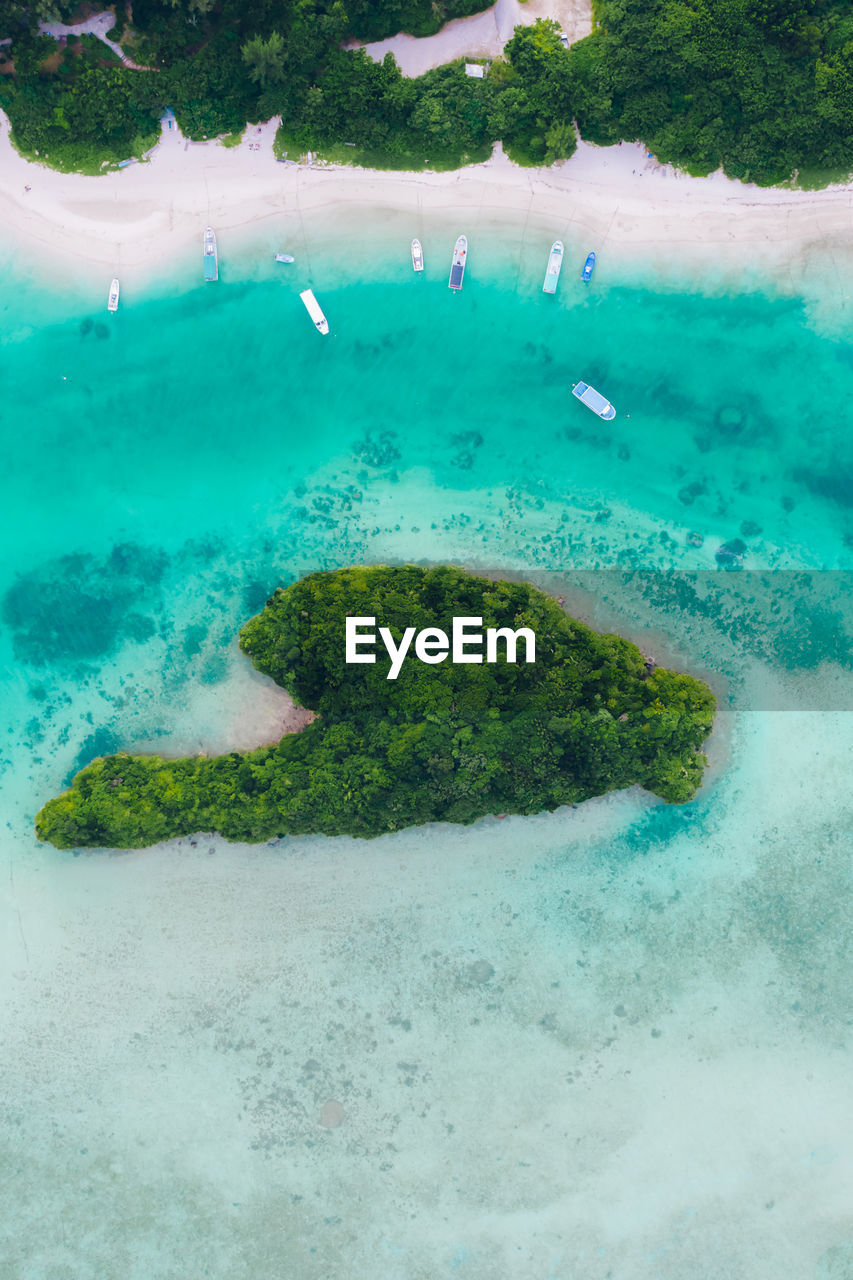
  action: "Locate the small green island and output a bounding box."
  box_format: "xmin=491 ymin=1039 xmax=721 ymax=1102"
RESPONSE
xmin=36 ymin=566 xmax=716 ymax=850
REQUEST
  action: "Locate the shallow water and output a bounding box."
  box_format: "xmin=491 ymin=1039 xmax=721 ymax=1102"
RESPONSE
xmin=1 ymin=223 xmax=851 ymax=1277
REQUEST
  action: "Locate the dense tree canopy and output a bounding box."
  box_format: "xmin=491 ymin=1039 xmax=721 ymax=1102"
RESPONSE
xmin=582 ymin=0 xmax=849 ymax=182
xmin=2 ymin=0 xmax=852 ymax=181
xmin=36 ymin=566 xmax=716 ymax=850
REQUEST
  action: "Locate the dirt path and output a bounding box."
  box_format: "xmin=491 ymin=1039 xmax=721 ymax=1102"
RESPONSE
xmin=38 ymin=9 xmax=152 ymax=71
xmin=347 ymin=0 xmax=593 ymax=76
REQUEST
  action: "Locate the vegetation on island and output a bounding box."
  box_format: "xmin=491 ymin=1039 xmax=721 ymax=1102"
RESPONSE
xmin=36 ymin=566 xmax=716 ymax=850
xmin=2 ymin=0 xmax=853 ymax=181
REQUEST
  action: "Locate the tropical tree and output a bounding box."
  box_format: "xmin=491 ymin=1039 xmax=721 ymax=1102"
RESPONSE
xmin=242 ymin=30 xmax=287 ymax=86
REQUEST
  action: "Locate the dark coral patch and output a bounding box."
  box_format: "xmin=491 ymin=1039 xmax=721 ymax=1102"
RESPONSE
xmin=2 ymin=542 xmax=167 ymax=665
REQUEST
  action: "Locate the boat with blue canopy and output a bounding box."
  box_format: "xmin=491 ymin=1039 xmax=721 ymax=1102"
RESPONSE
xmin=581 ymin=251 xmax=596 ymax=282
xmin=572 ymin=380 xmax=615 ymax=420
xmin=203 ymin=227 xmax=218 ymax=281
xmin=448 ymin=235 xmax=467 ymax=290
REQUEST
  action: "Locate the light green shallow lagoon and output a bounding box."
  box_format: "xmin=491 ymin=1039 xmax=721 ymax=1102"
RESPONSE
xmin=1 ymin=225 xmax=852 ymax=1278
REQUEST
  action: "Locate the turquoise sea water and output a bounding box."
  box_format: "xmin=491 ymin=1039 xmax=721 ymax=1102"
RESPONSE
xmin=2 ymin=226 xmax=852 ymax=1277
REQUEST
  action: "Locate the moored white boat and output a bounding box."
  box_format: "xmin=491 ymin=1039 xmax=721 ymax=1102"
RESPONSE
xmin=274 ymin=253 xmax=295 ymax=264
xmin=300 ymin=288 xmax=329 ymax=335
xmin=572 ymin=380 xmax=616 ymax=420
xmin=448 ymin=235 xmax=467 ymax=290
xmin=411 ymin=238 xmax=424 ymax=272
xmin=203 ymin=226 xmax=218 ymax=281
xmin=107 ymin=279 xmax=120 ymax=312
xmin=543 ymin=241 xmax=564 ymax=294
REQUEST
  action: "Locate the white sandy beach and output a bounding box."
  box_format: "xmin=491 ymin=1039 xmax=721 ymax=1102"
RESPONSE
xmin=3 ymin=0 xmax=853 ymax=296
xmin=4 ymin=103 xmax=853 ymax=300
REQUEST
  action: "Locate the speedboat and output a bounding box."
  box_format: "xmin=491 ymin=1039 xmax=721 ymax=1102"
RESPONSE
xmin=572 ymin=380 xmax=615 ymax=420
xmin=203 ymin=226 xmax=218 ymax=281
xmin=300 ymin=288 xmax=329 ymax=335
xmin=448 ymin=235 xmax=467 ymax=290
xmin=543 ymin=241 xmax=564 ymax=294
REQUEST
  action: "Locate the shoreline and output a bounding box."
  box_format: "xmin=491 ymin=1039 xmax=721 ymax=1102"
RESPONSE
xmin=4 ymin=110 xmax=853 ymax=302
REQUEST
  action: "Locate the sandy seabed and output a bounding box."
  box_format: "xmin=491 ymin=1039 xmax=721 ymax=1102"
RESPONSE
xmin=3 ymin=710 xmax=853 ymax=1278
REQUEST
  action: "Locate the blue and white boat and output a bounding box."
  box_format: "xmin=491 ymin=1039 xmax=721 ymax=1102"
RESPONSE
xmin=572 ymin=380 xmax=615 ymax=420
xmin=203 ymin=226 xmax=218 ymax=281
xmin=543 ymin=240 xmax=564 ymax=294
xmin=448 ymin=235 xmax=467 ymax=290
xmin=581 ymin=251 xmax=596 ymax=282
xmin=274 ymin=253 xmax=295 ymax=264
